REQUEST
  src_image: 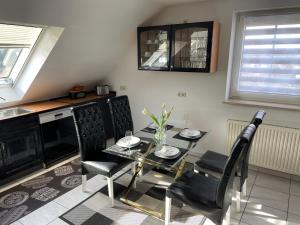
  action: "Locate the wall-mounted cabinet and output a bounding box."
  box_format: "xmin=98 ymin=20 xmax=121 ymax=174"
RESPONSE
xmin=138 ymin=21 xmax=219 ymax=73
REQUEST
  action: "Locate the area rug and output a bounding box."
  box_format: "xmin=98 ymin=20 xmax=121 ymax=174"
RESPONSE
xmin=0 ymin=158 xmax=94 ymax=225
xmin=59 ymin=164 xmax=206 ymax=225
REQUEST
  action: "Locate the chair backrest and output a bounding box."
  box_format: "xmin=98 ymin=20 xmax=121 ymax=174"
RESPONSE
xmin=108 ymin=95 xmax=134 ymax=142
xmin=238 ymin=110 xmax=266 ymax=190
xmin=216 ymin=124 xmax=256 ymax=208
xmin=72 ymin=102 xmax=107 ymax=161
xmin=250 ymin=110 xmax=266 ymax=128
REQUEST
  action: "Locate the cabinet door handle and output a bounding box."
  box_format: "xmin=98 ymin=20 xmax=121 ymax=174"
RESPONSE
xmin=0 ymin=142 xmax=6 ymax=157
xmin=54 ymin=113 xmax=63 ymax=118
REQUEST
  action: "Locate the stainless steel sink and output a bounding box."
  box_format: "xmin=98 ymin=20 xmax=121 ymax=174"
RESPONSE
xmin=0 ymin=107 xmax=33 ymax=120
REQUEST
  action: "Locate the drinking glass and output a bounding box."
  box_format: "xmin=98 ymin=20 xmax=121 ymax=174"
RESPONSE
xmin=125 ymin=130 xmax=133 ymax=150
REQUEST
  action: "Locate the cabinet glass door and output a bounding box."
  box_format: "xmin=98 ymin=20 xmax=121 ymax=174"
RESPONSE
xmin=171 ymin=22 xmax=213 ymax=72
xmin=138 ymin=26 xmax=170 ymax=70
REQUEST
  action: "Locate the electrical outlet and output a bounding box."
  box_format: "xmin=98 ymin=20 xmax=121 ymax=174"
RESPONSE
xmin=120 ymin=85 xmax=126 ymax=91
xmin=177 ymin=91 xmax=187 ymax=97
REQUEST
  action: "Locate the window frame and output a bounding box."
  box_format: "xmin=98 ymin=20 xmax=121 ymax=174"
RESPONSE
xmin=225 ymin=7 xmax=300 ymax=109
xmin=0 ymin=22 xmax=45 ymax=87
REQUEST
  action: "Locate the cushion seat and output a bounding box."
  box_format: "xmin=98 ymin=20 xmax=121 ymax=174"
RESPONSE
xmin=167 ymin=171 xmax=220 ymax=209
xmin=82 ymin=154 xmax=131 ymax=177
xmin=196 ymin=150 xmax=228 ymax=174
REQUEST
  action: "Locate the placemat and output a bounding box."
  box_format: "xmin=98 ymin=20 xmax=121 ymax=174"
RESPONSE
xmin=173 ymin=130 xmax=207 ymax=142
xmin=146 ymin=147 xmax=188 ymax=168
xmin=141 ymin=124 xmax=174 ymax=134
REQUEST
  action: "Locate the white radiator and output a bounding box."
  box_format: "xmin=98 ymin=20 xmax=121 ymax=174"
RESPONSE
xmin=226 ymin=120 xmax=300 ymax=175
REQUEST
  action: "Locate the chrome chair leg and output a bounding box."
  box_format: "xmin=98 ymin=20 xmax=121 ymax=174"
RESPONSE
xmin=242 ymin=179 xmax=247 ymax=196
xmin=131 ymin=162 xmax=137 ymax=189
xmin=236 ymin=190 xmax=241 ymax=212
xmin=82 ymin=175 xmax=87 ymax=192
xmin=107 ymin=177 xmax=114 ymax=207
xmin=222 ymin=205 xmax=231 ymax=225
xmin=165 ymin=196 xmax=172 ymax=225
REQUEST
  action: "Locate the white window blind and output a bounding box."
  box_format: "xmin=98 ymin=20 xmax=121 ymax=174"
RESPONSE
xmin=0 ymin=23 xmax=42 ymax=83
xmin=227 ymin=8 xmax=300 ymax=107
xmin=240 ymin=14 xmax=300 ymax=96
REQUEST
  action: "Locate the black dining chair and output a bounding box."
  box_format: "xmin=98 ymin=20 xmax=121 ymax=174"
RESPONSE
xmin=72 ymin=102 xmax=132 ymax=207
xmin=165 ymin=125 xmax=256 ymax=225
xmin=194 ymin=110 xmax=266 ymax=212
xmin=108 ymin=95 xmax=134 ymax=143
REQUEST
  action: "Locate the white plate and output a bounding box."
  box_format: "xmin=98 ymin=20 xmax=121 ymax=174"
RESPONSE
xmin=179 ymin=129 xmax=201 ymax=139
xmin=154 ymin=146 xmax=180 ymax=159
xmin=148 ymin=123 xmax=158 ymax=129
xmin=116 ymin=136 xmax=141 ymax=148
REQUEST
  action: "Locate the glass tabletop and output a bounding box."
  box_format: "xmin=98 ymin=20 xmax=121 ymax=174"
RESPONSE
xmin=103 ymin=126 xmax=208 ymax=171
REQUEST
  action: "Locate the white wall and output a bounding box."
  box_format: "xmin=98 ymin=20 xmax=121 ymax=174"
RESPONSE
xmin=106 ymin=0 xmax=300 ymax=154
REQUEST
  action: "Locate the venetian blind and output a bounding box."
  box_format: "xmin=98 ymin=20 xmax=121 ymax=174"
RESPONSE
xmin=0 ymin=24 xmax=42 ymax=47
xmin=238 ymin=13 xmax=300 ymax=96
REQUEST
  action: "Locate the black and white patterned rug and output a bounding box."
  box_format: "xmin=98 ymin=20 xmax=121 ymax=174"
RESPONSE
xmin=59 ymin=165 xmax=206 ymax=225
xmin=0 ymin=158 xmax=95 ymax=225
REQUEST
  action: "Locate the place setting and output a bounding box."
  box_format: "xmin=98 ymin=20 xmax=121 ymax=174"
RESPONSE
xmin=173 ymin=128 xmax=207 ymax=142
xmin=141 ymin=122 xmax=174 ymax=134
xmin=106 ymin=131 xmax=148 ymax=156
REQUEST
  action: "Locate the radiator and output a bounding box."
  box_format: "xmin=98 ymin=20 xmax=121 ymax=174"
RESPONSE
xmin=226 ymin=120 xmax=300 ymax=175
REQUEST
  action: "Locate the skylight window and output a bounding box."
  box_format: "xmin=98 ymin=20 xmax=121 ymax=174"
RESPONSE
xmin=0 ymin=23 xmax=43 ymax=86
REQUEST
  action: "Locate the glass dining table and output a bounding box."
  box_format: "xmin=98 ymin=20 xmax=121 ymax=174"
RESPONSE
xmin=103 ymin=125 xmax=208 ymax=219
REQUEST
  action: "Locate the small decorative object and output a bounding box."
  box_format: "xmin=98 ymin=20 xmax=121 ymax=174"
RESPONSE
xmin=142 ymin=104 xmax=173 ymax=151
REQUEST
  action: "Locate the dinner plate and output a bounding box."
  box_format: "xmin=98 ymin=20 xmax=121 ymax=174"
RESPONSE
xmin=154 ymin=146 xmax=180 ymax=159
xmin=179 ymin=129 xmax=201 ymax=139
xmin=116 ymin=136 xmax=141 ymax=148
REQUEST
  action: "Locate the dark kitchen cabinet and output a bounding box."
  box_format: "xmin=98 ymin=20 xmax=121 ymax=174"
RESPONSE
xmin=0 ymin=115 xmax=43 ymax=184
xmin=138 ymin=21 xmax=219 ymax=73
xmin=1 ymin=128 xmax=42 ymax=175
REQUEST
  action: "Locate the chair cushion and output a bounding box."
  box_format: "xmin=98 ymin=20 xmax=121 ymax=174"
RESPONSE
xmin=82 ymin=154 xmax=131 ymax=177
xmin=196 ymin=150 xmax=228 ymax=174
xmin=167 ymin=171 xmax=219 ymax=209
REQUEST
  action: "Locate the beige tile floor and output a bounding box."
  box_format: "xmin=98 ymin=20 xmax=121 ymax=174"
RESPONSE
xmin=2 ymin=157 xmax=300 ymax=225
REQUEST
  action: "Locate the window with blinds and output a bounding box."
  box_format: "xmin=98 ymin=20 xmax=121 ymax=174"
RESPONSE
xmin=227 ymin=8 xmax=300 ymax=107
xmin=0 ymin=23 xmax=42 ymax=85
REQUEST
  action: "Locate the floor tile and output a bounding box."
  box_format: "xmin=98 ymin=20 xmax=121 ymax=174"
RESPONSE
xmin=241 ymin=203 xmax=287 ymax=225
xmin=255 ymin=172 xmax=290 ymax=194
xmin=19 ymin=201 xmax=67 ymax=225
xmin=172 ymin=208 xmax=205 ymax=225
xmin=62 ymin=204 xmax=97 ymax=225
xmin=291 ymin=180 xmax=300 ymax=197
xmin=291 ymin=175 xmax=300 ymax=182
xmin=258 ymin=168 xmax=291 ymax=179
xmin=249 ymin=185 xmax=289 ymax=212
xmin=287 ymin=213 xmax=300 ymax=225
xmin=289 ymin=195 xmax=300 ymax=216
xmin=96 ymin=200 xmax=148 ymax=225
xmin=83 ymin=192 xmax=111 ymax=211
xmin=48 ymin=218 xmax=70 ymax=225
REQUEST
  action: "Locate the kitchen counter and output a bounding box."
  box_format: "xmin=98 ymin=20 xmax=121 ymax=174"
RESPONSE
xmin=21 ymin=92 xmax=115 ymax=115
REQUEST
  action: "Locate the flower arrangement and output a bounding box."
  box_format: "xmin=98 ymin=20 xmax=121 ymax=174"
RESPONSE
xmin=142 ymin=104 xmax=173 ymax=148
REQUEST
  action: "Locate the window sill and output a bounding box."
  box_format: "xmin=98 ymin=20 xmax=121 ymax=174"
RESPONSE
xmin=223 ymin=99 xmax=300 ymax=111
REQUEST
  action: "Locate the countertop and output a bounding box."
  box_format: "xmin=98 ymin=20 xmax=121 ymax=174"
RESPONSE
xmin=20 ymin=92 xmax=114 ymax=115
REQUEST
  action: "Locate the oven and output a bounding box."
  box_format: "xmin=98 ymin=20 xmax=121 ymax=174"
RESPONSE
xmin=39 ymin=107 xmax=78 ymax=166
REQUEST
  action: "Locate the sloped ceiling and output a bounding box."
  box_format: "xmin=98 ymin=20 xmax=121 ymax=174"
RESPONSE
xmin=0 ymin=0 xmax=165 ymax=102
xmin=0 ymin=0 xmax=209 ymax=103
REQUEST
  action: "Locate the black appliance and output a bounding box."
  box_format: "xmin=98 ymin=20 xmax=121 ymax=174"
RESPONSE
xmin=39 ymin=107 xmax=78 ymax=166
